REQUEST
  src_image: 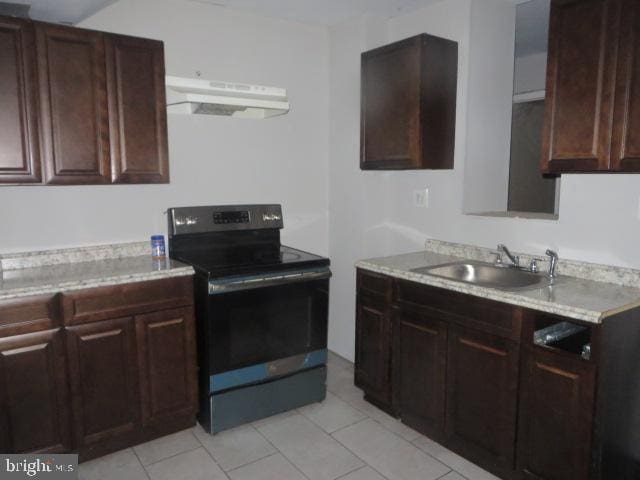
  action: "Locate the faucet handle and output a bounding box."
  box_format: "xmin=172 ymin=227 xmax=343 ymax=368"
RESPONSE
xmin=529 ymin=257 xmax=545 ymax=273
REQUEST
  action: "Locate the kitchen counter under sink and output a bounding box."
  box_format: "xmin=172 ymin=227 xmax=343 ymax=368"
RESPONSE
xmin=356 ymin=240 xmax=640 ymax=324
xmin=0 ymin=241 xmax=194 ymax=301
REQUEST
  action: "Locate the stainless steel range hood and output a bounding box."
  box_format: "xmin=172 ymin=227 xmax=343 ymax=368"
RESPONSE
xmin=165 ymin=75 xmax=290 ymax=119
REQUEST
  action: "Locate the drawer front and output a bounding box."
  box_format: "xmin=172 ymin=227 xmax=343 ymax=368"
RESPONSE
xmin=62 ymin=276 xmax=194 ymax=325
xmin=396 ymin=279 xmax=520 ymax=340
xmin=357 ymin=269 xmax=393 ymax=299
xmin=0 ymin=295 xmax=60 ymax=337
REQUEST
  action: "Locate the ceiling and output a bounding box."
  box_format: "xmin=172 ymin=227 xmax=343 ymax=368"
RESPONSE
xmin=3 ymin=0 xmax=550 ymax=48
xmin=3 ymin=0 xmax=443 ymax=25
xmin=189 ymin=0 xmax=441 ymax=26
xmin=3 ymin=0 xmax=116 ymax=24
xmin=515 ymin=0 xmax=550 ymax=57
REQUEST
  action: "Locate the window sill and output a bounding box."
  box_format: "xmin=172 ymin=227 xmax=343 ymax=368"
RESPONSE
xmin=467 ymin=210 xmax=559 ymax=221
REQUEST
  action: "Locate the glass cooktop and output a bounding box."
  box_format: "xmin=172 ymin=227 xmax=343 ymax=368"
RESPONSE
xmin=174 ymin=245 xmax=329 ymax=278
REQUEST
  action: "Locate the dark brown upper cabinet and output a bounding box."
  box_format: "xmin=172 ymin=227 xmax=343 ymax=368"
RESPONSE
xmin=0 ymin=17 xmax=41 ymax=183
xmin=106 ymin=34 xmax=169 ymax=183
xmin=542 ymin=0 xmax=640 ymax=173
xmin=36 ymin=23 xmax=111 ymax=185
xmin=611 ymin=0 xmax=640 ymax=171
xmin=360 ymin=34 xmax=458 ymax=170
xmin=0 ymin=16 xmax=169 ymax=185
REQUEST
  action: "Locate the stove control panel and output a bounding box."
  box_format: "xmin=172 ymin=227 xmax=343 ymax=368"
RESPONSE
xmin=168 ymin=204 xmax=283 ymax=235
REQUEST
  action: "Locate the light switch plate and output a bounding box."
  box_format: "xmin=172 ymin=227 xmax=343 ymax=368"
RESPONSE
xmin=413 ymin=189 xmax=429 ymax=208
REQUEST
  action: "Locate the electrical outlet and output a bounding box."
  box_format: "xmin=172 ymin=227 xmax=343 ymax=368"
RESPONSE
xmin=413 ymin=188 xmax=429 ymax=208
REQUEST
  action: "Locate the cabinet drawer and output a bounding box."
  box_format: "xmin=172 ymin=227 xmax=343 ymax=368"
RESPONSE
xmin=62 ymin=276 xmax=194 ymax=325
xmin=0 ymin=294 xmax=60 ymax=337
xmin=396 ymin=280 xmax=521 ymax=340
xmin=357 ymin=269 xmax=393 ymax=299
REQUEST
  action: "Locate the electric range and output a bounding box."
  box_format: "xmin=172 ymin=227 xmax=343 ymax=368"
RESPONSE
xmin=168 ymin=204 xmax=330 ymax=433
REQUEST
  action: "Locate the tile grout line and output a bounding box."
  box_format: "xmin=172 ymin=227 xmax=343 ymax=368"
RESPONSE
xmin=331 ymin=415 xmax=454 ymax=480
xmin=131 ymin=447 xmax=152 ymax=480
xmin=331 ymin=381 xmax=459 ymax=475
xmin=224 ymin=452 xmax=281 ymax=475
xmin=140 ymin=443 xmax=203 ymax=469
xmin=328 ymin=423 xmax=394 ymax=480
xmin=190 ymin=428 xmax=232 ymax=479
xmin=332 ymin=464 xmax=375 ymax=480
xmin=296 ymin=403 xmax=372 ymax=436
xmin=436 ymin=470 xmax=471 ymax=480
xmin=251 ymin=422 xmax=313 ymax=480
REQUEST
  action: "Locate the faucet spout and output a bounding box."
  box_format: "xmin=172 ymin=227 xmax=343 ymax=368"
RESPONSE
xmin=497 ymin=244 xmax=519 ymax=268
xmin=545 ymin=249 xmax=559 ymax=279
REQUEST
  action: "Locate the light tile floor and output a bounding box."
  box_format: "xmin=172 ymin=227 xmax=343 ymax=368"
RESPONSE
xmin=79 ymin=352 xmax=499 ymax=480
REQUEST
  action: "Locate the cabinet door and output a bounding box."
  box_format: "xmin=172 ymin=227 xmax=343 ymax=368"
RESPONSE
xmin=361 ymin=36 xmax=422 ymax=170
xmin=445 ymin=327 xmax=520 ymax=476
xmin=0 ymin=17 xmax=41 ymax=184
xmin=35 ymin=23 xmax=111 ymax=184
xmin=355 ymin=293 xmax=392 ymax=409
xmin=135 ymin=307 xmax=197 ymax=426
xmin=541 ymin=0 xmax=620 ymax=173
xmin=105 ymin=34 xmax=169 ymax=183
xmin=0 ymin=329 xmax=70 ymax=453
xmin=517 ymin=347 xmax=595 ymax=480
xmin=611 ymin=0 xmax=640 ymax=171
xmin=395 ymin=307 xmax=447 ymax=439
xmin=66 ymin=317 xmax=140 ymax=449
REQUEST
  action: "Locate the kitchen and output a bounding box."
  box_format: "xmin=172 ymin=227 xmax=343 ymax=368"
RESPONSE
xmin=1 ymin=0 xmax=640 ymax=479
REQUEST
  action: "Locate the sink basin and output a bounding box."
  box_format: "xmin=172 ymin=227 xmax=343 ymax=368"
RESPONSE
xmin=411 ymin=260 xmax=553 ymax=291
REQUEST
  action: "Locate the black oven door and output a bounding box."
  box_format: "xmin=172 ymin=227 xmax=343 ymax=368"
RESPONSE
xmin=207 ymin=270 xmax=329 ymax=391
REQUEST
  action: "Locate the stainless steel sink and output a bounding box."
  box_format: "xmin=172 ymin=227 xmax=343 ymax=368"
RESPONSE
xmin=411 ymin=260 xmax=553 ymax=291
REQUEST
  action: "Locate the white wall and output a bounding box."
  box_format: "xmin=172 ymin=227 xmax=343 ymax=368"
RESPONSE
xmin=462 ymin=0 xmax=515 ymax=213
xmin=328 ymin=0 xmax=640 ymax=361
xmin=514 ymin=51 xmax=547 ymax=94
xmin=328 ymin=0 xmax=473 ymax=359
xmin=0 ymin=0 xmax=330 ymax=257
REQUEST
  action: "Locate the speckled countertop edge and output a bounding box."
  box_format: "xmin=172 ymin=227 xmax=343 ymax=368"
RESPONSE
xmin=0 ymin=266 xmax=194 ymax=302
xmin=356 ymin=240 xmax=640 ymax=324
xmin=0 ymin=241 xmax=195 ymax=301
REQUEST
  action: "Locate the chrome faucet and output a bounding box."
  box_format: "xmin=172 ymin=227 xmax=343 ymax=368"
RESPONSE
xmin=497 ymin=244 xmax=519 ymax=268
xmin=545 ymin=249 xmax=559 ymax=280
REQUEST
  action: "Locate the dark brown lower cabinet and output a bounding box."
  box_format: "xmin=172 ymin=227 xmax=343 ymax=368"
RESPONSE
xmin=0 ymin=276 xmax=197 ymax=462
xmin=517 ymin=346 xmax=596 ymax=480
xmin=394 ymin=306 xmax=447 ymax=440
xmin=0 ymin=329 xmax=70 ymax=453
xmin=446 ymin=327 xmax=520 ymax=477
xmin=355 ymin=292 xmax=393 ymax=411
xmin=136 ymin=307 xmax=197 ymax=427
xmin=66 ymin=317 xmax=141 ymax=453
xmin=355 ymin=268 xmax=640 ymax=480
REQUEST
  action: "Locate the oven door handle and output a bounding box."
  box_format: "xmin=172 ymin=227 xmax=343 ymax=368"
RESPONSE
xmin=209 ymin=267 xmax=331 ymax=294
